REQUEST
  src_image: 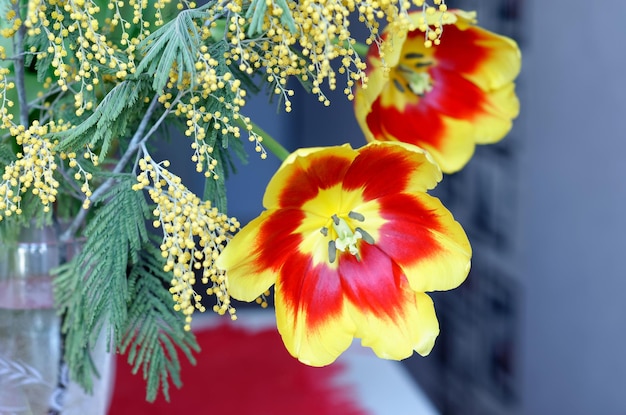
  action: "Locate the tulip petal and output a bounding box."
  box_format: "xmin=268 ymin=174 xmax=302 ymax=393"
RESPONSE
xmin=218 ymin=208 xmax=305 ymax=301
xmin=342 ymin=141 xmax=442 ymax=199
xmin=359 ymin=192 xmax=471 ymax=293
xmin=366 ymin=97 xmax=477 ymax=173
xmin=338 ymin=245 xmax=440 ymax=359
xmin=263 ymin=145 xmax=356 ymax=210
xmin=472 ymin=82 xmax=520 ymax=144
xmin=427 ymin=66 xmax=519 ymax=144
xmin=275 ymin=257 xmax=356 ymax=366
xmin=355 ymin=292 xmax=440 ymax=358
xmin=434 ymin=21 xmax=521 ymax=91
xmin=354 ymin=9 xmax=521 ymax=173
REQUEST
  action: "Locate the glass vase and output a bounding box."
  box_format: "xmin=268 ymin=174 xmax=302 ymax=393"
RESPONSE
xmin=0 ymin=225 xmax=115 ymax=415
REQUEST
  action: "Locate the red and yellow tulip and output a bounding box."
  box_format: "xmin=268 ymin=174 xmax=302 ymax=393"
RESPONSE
xmin=354 ymin=10 xmax=521 ymax=173
xmin=216 ymin=141 xmax=471 ymax=366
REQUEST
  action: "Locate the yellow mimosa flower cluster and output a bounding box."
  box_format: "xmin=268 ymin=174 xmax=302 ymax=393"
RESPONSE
xmin=0 ymin=7 xmax=22 ymax=37
xmin=0 ymin=121 xmax=97 ymax=218
xmin=219 ymin=0 xmax=448 ymax=107
xmin=162 ymin=46 xmax=267 ymax=165
xmin=133 ymin=155 xmax=241 ymax=330
xmin=25 ymin=0 xmax=126 ymax=110
xmin=0 ymin=67 xmax=15 ymax=129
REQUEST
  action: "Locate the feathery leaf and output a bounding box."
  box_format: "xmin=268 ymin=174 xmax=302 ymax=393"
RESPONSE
xmin=54 ymin=175 xmax=150 ymax=391
xmin=54 ymin=79 xmax=152 ymax=158
xmin=121 ymin=238 xmax=199 ymax=401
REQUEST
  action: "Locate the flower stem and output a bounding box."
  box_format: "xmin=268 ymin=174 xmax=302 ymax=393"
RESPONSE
xmin=350 ymin=41 xmax=370 ymax=58
xmin=256 ymin=125 xmax=290 ymax=161
xmin=60 ymin=96 xmax=162 ymax=241
xmin=12 ymin=4 xmax=29 ymax=126
xmin=238 ymin=118 xmax=291 ymax=161
xmin=209 ymin=18 xmax=226 ymax=41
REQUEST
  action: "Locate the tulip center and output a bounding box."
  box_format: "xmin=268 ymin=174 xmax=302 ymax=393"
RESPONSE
xmin=320 ymin=211 xmax=375 ymax=264
xmin=396 ymin=52 xmax=434 ymax=96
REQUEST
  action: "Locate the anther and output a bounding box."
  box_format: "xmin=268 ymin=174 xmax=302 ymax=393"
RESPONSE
xmin=328 ymin=240 xmax=337 ymax=263
xmin=332 ymin=214 xmax=340 ymax=225
xmin=355 ymin=227 xmax=375 ymax=244
xmin=393 ymin=78 xmax=405 ymax=93
xmin=348 ymin=211 xmax=365 ymax=221
xmin=320 ymin=226 xmax=328 ymax=236
xmin=405 ymin=52 xmax=425 ymax=59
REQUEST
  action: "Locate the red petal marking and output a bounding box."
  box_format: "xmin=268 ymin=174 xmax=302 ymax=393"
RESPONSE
xmin=366 ymin=95 xmax=446 ymax=149
xmin=366 ymin=29 xmax=392 ymax=61
xmin=342 ymin=144 xmax=423 ymax=201
xmin=406 ymin=27 xmax=424 ymax=41
xmin=364 ymin=60 xmax=491 ymax=154
xmin=256 ymin=208 xmax=306 ymax=269
xmin=275 ymin=225 xmax=421 ymax=332
xmin=338 ymin=244 xmax=413 ymax=320
xmin=374 ymin=193 xmax=444 ymax=266
xmin=279 ymin=154 xmax=353 ymax=208
xmin=365 ymin=44 xmax=382 ymax=72
xmin=426 ymin=66 xmax=488 ymax=119
xmin=433 ymin=24 xmax=490 ymax=74
xmin=278 ymin=253 xmax=345 ymax=329
xmin=362 ymin=97 xmax=387 ymax=139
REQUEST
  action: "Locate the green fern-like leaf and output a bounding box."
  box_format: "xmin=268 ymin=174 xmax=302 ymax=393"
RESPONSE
xmin=246 ymin=0 xmax=268 ymax=37
xmin=203 ymin=160 xmax=227 ymax=212
xmin=121 ymin=238 xmax=199 ymax=401
xmin=23 ymin=29 xmax=55 ymax=82
xmin=0 ymin=140 xmax=16 ymax=165
xmin=54 ymin=175 xmax=150 ymax=391
xmin=54 ymin=79 xmax=152 ymax=158
xmin=246 ymin=0 xmax=295 ymax=36
xmin=135 ymin=5 xmax=213 ymax=92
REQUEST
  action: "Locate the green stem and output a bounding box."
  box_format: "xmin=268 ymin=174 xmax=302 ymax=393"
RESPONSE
xmin=13 ymin=2 xmax=29 ymax=126
xmin=244 ymin=119 xmax=291 ymax=161
xmin=60 ymin=96 xmax=162 ymax=241
xmin=209 ymin=18 xmax=226 ymax=42
xmin=350 ymin=40 xmax=370 ymax=58
xmin=236 ymin=117 xmax=291 ymax=161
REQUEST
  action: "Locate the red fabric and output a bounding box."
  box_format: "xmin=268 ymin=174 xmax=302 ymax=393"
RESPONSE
xmin=108 ymin=324 xmax=369 ymax=415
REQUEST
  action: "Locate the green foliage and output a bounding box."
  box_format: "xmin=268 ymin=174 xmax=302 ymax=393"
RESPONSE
xmin=135 ymin=4 xmax=214 ymax=92
xmin=245 ymin=0 xmax=268 ymax=37
xmin=53 ymin=176 xmax=199 ymax=399
xmin=203 ymin=159 xmax=228 ymax=212
xmin=246 ymin=0 xmax=295 ymax=36
xmin=4 ymin=0 xmax=291 ymax=401
xmin=121 ymin=238 xmax=199 ymax=401
xmin=54 ymin=175 xmax=149 ymax=391
xmin=0 ymin=189 xmax=50 ymax=243
xmin=0 ymin=140 xmax=16 ymax=165
xmin=22 ymin=26 xmax=55 ymax=83
xmin=54 ymin=79 xmax=152 ymax=158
